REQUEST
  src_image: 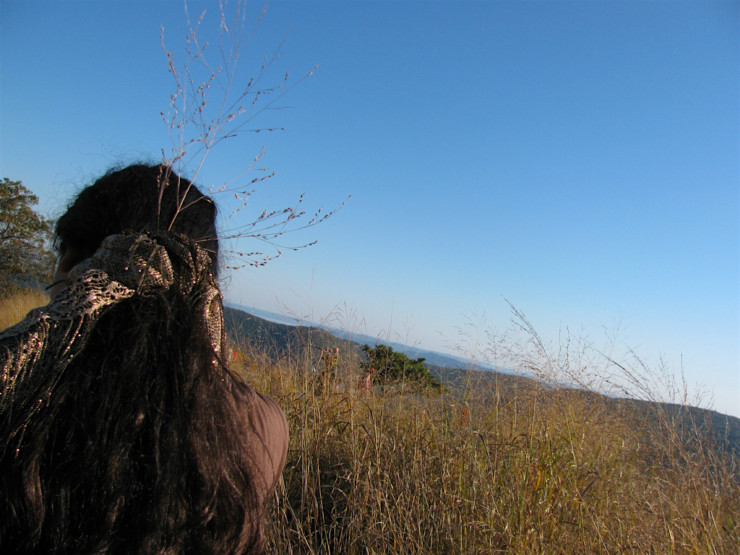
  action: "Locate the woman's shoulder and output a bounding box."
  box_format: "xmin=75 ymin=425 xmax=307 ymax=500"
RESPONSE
xmin=240 ymin=385 xmax=289 ymax=501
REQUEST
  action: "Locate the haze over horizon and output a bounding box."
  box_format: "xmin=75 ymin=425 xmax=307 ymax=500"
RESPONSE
xmin=2 ymin=1 xmax=738 ymax=417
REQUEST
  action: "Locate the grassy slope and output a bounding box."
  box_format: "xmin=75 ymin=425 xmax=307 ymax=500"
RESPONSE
xmin=0 ymin=289 xmax=48 ymax=330
xmin=227 ymin=306 xmax=739 ymax=552
xmin=242 ymin=343 xmax=739 ymax=553
xmin=225 ymin=306 xmax=740 ymax=457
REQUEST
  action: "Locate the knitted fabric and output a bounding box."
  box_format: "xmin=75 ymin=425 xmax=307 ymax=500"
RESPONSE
xmin=0 ymin=232 xmax=223 ymax=454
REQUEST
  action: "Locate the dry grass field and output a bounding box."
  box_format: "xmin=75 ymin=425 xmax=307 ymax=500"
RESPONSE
xmin=240 ymin=339 xmax=739 ymax=553
xmin=0 ymin=289 xmax=48 ymax=331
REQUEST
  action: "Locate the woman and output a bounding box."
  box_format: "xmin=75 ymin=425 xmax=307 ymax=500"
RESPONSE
xmin=0 ymin=164 xmax=288 ymax=554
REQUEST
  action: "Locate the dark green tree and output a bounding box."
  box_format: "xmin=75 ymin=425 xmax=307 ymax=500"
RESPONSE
xmin=0 ymin=178 xmax=55 ymax=296
xmin=361 ymin=344 xmax=442 ymax=392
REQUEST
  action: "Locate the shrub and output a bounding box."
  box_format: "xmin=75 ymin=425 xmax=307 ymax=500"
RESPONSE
xmin=360 ymin=343 xmax=443 ymax=392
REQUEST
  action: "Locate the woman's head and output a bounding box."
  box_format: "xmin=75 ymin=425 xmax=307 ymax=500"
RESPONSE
xmin=55 ymin=164 xmax=219 ymax=273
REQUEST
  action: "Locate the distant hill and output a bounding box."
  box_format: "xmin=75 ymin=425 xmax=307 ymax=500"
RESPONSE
xmin=223 ymin=305 xmax=740 ymax=457
xmin=327 ymin=326 xmax=507 ymax=373
xmin=223 ymin=306 xmax=360 ymax=366
xmin=225 ymin=303 xmax=503 ymax=372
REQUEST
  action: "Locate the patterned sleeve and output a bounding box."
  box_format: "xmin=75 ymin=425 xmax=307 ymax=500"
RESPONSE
xmin=0 ymin=232 xmax=215 ymax=453
xmin=0 ymin=270 xmax=134 ymax=448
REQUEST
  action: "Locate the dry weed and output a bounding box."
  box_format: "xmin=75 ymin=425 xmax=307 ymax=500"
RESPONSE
xmin=0 ymin=289 xmax=48 ymax=331
xmin=234 ymin=332 xmax=739 ymax=554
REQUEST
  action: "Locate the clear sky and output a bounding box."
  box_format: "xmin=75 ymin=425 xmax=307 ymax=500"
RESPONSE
xmin=2 ymin=1 xmax=738 ymax=417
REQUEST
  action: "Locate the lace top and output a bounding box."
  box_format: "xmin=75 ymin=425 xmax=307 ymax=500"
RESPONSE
xmin=0 ymin=232 xmax=223 ymax=454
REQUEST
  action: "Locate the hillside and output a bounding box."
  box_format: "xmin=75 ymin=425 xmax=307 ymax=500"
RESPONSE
xmin=231 ymin=307 xmax=740 ymax=553
xmin=224 ymin=305 xmax=500 ymax=372
xmin=225 ymin=305 xmax=740 ymax=456
xmin=223 ymin=306 xmax=360 ymax=365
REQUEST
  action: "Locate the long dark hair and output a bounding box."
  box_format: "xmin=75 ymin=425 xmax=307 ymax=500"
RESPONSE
xmin=55 ymin=164 xmax=219 ymax=271
xmin=1 ymin=165 xmax=264 ymax=553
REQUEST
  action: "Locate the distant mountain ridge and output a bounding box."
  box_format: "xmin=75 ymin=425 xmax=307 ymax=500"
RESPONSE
xmin=225 ymin=303 xmax=501 ymax=372
xmin=223 ymin=304 xmax=740 ymax=456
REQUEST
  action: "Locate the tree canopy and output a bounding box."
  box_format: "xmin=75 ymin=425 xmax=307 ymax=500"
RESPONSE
xmin=0 ymin=178 xmax=54 ymax=295
xmin=361 ymin=344 xmax=442 ymax=392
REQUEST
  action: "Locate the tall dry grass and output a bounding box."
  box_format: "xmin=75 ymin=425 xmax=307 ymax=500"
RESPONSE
xmin=0 ymin=289 xmax=48 ymax=331
xmin=237 ymin=334 xmax=739 ymax=554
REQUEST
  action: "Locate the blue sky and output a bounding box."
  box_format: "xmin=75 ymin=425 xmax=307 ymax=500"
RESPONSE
xmin=1 ymin=1 xmax=738 ymax=417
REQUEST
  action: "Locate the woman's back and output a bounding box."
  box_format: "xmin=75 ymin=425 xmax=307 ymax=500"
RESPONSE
xmin=0 ymin=165 xmax=288 ymax=554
